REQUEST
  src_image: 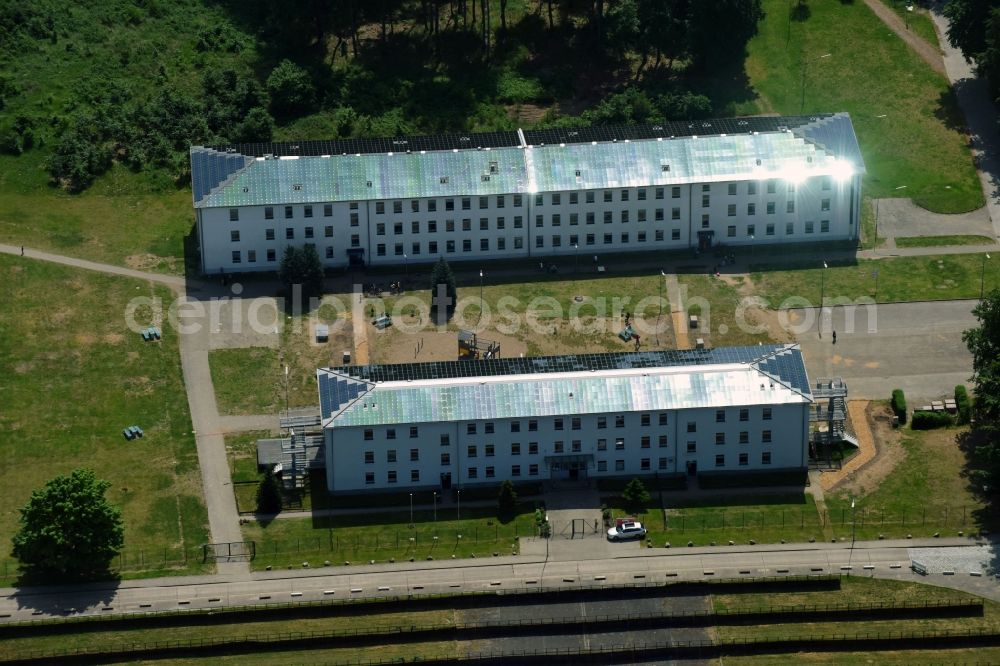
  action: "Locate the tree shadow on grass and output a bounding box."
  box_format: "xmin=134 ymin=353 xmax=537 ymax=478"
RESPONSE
xmin=11 ymin=569 xmax=121 ymax=615
xmin=791 ymin=1 xmax=812 ymax=22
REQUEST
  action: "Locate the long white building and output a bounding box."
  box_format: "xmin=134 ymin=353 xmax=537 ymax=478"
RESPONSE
xmin=190 ymin=114 xmax=865 ymax=274
xmin=315 ymin=345 xmax=814 ymax=494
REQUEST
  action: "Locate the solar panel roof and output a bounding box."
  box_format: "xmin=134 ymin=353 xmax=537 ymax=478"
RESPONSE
xmin=210 ymin=130 xmax=521 ymax=159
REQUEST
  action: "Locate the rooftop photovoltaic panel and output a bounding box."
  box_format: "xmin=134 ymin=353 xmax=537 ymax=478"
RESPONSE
xmin=329 ymin=345 xmax=808 ymax=392
xmin=521 ymin=115 xmax=830 ymax=147
xmin=211 ymin=130 xmax=522 ymax=159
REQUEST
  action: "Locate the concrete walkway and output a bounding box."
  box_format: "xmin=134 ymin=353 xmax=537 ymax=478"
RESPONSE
xmin=874 ymin=197 xmax=994 ymax=241
xmin=0 ymin=244 xmax=249 ymax=577
xmin=864 ymin=0 xmax=946 ymax=76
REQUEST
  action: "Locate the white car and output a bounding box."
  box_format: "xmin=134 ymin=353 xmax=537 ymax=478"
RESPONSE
xmin=607 ymin=521 xmax=647 ymax=541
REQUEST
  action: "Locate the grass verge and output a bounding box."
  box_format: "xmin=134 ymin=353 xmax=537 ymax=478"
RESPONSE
xmin=0 ymin=255 xmax=209 ymax=583
xmin=894 ymin=235 xmax=996 ymax=248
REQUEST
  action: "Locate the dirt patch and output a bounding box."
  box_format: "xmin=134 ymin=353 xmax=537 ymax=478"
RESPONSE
xmin=372 ymin=327 xmax=528 ymax=364
xmin=826 ymin=402 xmax=905 ymax=496
xmin=49 ymin=308 xmax=75 ymax=326
xmin=14 ymin=361 xmax=33 ymax=374
xmin=9 ymin=265 xmax=23 ymax=274
xmin=506 ymin=103 xmax=552 ymax=124
xmin=74 ymin=333 xmax=98 ymax=345
xmin=103 ymin=332 xmax=125 ymax=345
xmin=125 ymin=253 xmax=175 ymax=272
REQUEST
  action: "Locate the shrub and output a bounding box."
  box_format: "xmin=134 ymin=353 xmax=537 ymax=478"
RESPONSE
xmin=891 ymin=389 xmax=907 ymax=424
xmin=955 ymin=385 xmax=972 ymax=424
xmin=621 ymin=478 xmax=651 ymax=513
xmin=911 ymin=410 xmax=954 ymax=430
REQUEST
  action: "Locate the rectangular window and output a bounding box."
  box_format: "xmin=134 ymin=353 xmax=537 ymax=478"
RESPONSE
xmin=762 ymin=430 xmax=772 ymax=443
xmin=485 ymin=444 xmax=494 ymax=457
xmin=364 ymin=451 xmax=374 ymax=464
xmin=376 ymin=244 xmax=386 ymax=257
xmin=392 ymin=222 xmax=402 ymax=235
xmin=715 ymin=454 xmax=725 ymax=468
xmin=821 ymin=220 xmax=830 ymax=233
xmin=441 ymin=452 xmax=450 ymax=466
xmin=739 ymin=453 xmax=749 ymax=466
xmin=231 ymin=250 xmax=241 ymax=264
xmin=365 ymin=472 xmax=374 ymax=485
xmin=659 ymin=435 xmax=668 ymax=448
xmin=805 ymin=221 xmax=815 ymax=234
xmin=620 ymin=189 xmax=629 ymax=202
xmin=739 ymin=431 xmax=749 ymax=444
xmin=266 ymin=249 xmax=276 ymax=262
xmin=497 ymin=195 xmax=505 ymax=208
xmin=529 ymin=419 xmax=538 ymax=432
xmin=615 ymin=460 xmax=625 ymax=472
xmin=747 ymin=203 xmax=756 ymax=216
xmin=572 ymin=440 xmax=581 ymax=452
xmin=638 ymin=231 xmax=646 ymax=243
xmin=766 ymin=223 xmax=775 ymax=236
xmin=604 ymin=233 xmax=612 ymax=244
xmin=554 ymin=441 xmax=564 ymax=454
xmin=511 ymin=465 xmax=521 ymax=477
xmin=410 ymin=469 xmax=420 ymax=483
xmin=479 ymin=196 xmax=488 ymax=210
xmin=386 ymin=428 xmax=396 ymax=440
xmin=529 ymin=442 xmax=539 ymax=455
xmin=554 ymin=418 xmax=564 ymax=431
xmin=467 ymin=445 xmax=477 ymax=458
xmin=529 ymin=464 xmax=539 ymax=476
xmin=620 ymin=232 xmax=629 ymax=244
xmin=285 ymin=206 xmax=294 ymax=219
xmin=586 ymin=212 xmax=595 ymax=225
xmin=598 ymin=417 xmax=607 ymax=429
xmin=603 ymin=211 xmax=613 ymax=224
xmin=248 ymin=250 xmax=257 ymax=262
xmin=462 ymin=219 xmax=472 ymax=232
xmin=615 ymin=438 xmax=625 ymax=450
xmin=716 ymin=432 xmax=726 ymax=445
xmin=671 ymin=207 xmax=681 ymax=221
xmin=534 ymin=194 xmax=543 ymax=206
xmin=603 ymin=190 xmax=613 ymax=203
xmin=441 ymin=434 xmax=450 ymax=446
xmin=637 ymin=210 xmax=646 ymax=223
xmin=615 ymin=414 xmax=625 ymax=428
xmin=324 ymin=225 xmax=333 ymax=238
xmin=511 ymin=421 xmax=521 ymax=433
xmin=229 ymin=208 xmax=239 ymax=222
xmin=687 ymin=421 xmax=696 ymax=433
xmin=598 ymin=460 xmax=608 ymax=472
xmin=716 ymin=409 xmax=726 ymax=422
xmin=479 ymin=218 xmax=489 ymax=231
xmin=387 ymin=449 xmax=397 ymax=463
xmin=230 ymin=230 xmax=240 ymax=242
xmin=265 ymin=207 xmax=274 ymax=220
xmin=641 ymin=414 xmax=651 ymax=427
xmin=511 ymin=442 xmax=521 ymax=456
xmin=551 ymin=193 xmax=561 ymax=205
xmin=659 ymin=457 xmax=667 ymax=470
xmin=763 ymin=408 xmax=772 ymax=421
xmin=467 ymin=467 xmax=477 ymax=480
xmin=586 ymin=191 xmax=596 ymax=204
xmin=552 ymin=235 xmax=561 ymax=248
xmin=552 ymin=213 xmax=561 ymax=226
xmin=446 ymin=240 xmax=455 ymax=253
xmin=762 ymin=452 xmax=772 ymax=465
xmin=480 ymin=238 xmax=489 ymax=251
xmin=597 ymin=439 xmax=607 ymax=451
xmin=350 ymin=212 xmax=359 ymax=226
xmin=727 ymin=204 xmax=737 ymax=217
xmin=740 ymin=408 xmax=749 ymax=421
xmin=513 ymin=194 xmax=523 ymax=207
xmin=655 ymin=230 xmax=664 ymax=242
xmin=305 ymin=226 xmax=314 ymax=239
xmin=641 ymin=458 xmax=651 ymax=471
xmin=767 ymin=201 xmax=776 ymax=215
xmin=728 ymin=183 xmax=737 ymax=196
xmin=428 ymin=241 xmax=437 ymax=253
xmin=514 ymin=237 xmax=523 ymax=249
xmin=671 ymin=229 xmax=680 ymax=241
xmin=536 ymin=236 xmax=544 ymax=249
xmin=410 ymin=426 xmax=418 ymax=438
xmin=410 ymin=449 xmax=419 ymax=462
xmin=304 ymin=205 xmax=313 ymax=218
xmin=387 ymin=470 xmax=397 ymax=483
xmin=641 ymin=436 xmax=650 ymax=449
xmin=324 ymin=247 xmax=333 ymax=259
xmin=655 ymin=208 xmax=664 ymax=222
xmin=786 ymin=222 xmax=794 ymax=235
xmin=586 ymin=233 xmax=595 ymax=245
xmin=322 ymin=204 xmax=331 ymax=217
xmin=702 ymin=195 xmax=710 ymax=208
xmin=687 ymin=441 xmax=696 ymax=453
xmin=569 ymin=192 xmax=578 ymax=205
xmin=670 ymin=186 xmax=679 ymax=199
xmin=445 ymin=199 xmax=454 ymax=212
xmin=788 ymin=200 xmax=796 ymax=214
xmin=286 ymin=228 xmax=295 ymax=240
xmin=727 ymin=225 xmax=736 ymax=238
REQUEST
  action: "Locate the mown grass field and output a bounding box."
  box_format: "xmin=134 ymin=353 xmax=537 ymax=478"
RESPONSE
xmin=745 ymin=0 xmax=982 ymax=213
xmin=0 ymin=255 xmax=209 ymax=582
xmin=895 ymin=234 xmax=995 ymax=248
xmin=209 ymin=347 xmax=282 ymax=415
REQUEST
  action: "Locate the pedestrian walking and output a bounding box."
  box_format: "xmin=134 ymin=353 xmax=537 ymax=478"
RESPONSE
xmin=832 ymin=330 xmax=837 ymax=344
xmin=20 ymin=246 xmax=24 ymax=256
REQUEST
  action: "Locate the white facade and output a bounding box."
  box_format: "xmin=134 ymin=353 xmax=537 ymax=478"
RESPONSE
xmin=318 ymin=346 xmax=813 ymax=494
xmin=191 ymin=115 xmax=865 ymax=275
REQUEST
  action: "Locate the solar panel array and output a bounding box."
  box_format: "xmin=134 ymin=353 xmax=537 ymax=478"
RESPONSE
xmin=754 ymin=346 xmax=811 ymax=395
xmin=211 ymin=130 xmax=521 ymax=159
xmin=333 ymin=345 xmax=792 ymax=383
xmin=190 ymin=147 xmax=251 ymax=203
xmin=317 ymin=372 xmax=373 ymax=419
xmin=521 ymin=115 xmax=829 ymax=146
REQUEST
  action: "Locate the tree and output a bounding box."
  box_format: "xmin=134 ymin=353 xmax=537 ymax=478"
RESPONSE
xmin=278 ymin=244 xmax=325 ymax=299
xmin=256 ymin=466 xmax=283 ymax=514
xmin=945 ymin=0 xmax=1000 ymax=99
xmin=235 ymin=107 xmax=275 ymax=143
xmin=687 ymin=0 xmax=764 ymax=70
xmin=267 ymin=60 xmax=316 ymax=120
xmin=429 ymin=257 xmax=457 ymax=323
xmin=621 ymin=478 xmax=651 ymax=514
xmin=963 ymin=288 xmax=1000 ymax=485
xmin=497 ymin=480 xmax=518 ymax=521
xmin=12 ymin=469 xmax=124 ymax=580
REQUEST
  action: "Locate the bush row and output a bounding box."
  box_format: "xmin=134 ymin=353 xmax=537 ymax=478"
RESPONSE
xmin=891 ymin=389 xmax=907 ymax=424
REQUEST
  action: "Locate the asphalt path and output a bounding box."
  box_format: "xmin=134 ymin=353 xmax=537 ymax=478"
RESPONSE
xmin=2 ymin=538 xmax=995 ymax=625
xmin=795 ymin=300 xmax=976 ymax=401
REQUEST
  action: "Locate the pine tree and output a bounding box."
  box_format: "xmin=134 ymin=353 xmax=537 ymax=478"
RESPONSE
xmin=429 ymin=257 xmax=457 ymax=323
xmin=256 ymin=466 xmax=283 ymax=514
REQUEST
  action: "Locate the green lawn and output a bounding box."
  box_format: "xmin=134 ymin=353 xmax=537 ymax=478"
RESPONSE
xmin=894 ymin=235 xmax=996 ymax=248
xmin=676 ymin=274 xmax=785 ymax=346
xmin=747 ymin=0 xmax=982 ymax=213
xmin=0 ymin=255 xmax=209 ymax=582
xmin=750 ymin=252 xmax=1000 ymax=306
xmin=883 ymin=0 xmax=941 ymax=48
xmin=242 ymin=506 xmax=536 ymax=570
xmin=825 ymin=427 xmax=989 ymax=541
xmin=209 ymin=347 xmax=282 ymax=415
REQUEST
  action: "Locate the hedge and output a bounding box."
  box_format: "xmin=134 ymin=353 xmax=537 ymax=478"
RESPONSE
xmin=891 ymin=389 xmax=907 ymax=424
xmin=911 ymin=410 xmax=954 ymax=430
xmin=955 ymin=385 xmax=971 ymax=425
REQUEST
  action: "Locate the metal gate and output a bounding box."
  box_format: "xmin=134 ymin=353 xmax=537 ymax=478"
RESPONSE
xmin=202 ymin=541 xmax=256 ymax=562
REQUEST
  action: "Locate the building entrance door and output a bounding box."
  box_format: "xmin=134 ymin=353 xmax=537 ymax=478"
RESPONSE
xmin=440 ymin=472 xmax=452 ymax=490
xmin=686 ymin=460 xmax=698 ymax=476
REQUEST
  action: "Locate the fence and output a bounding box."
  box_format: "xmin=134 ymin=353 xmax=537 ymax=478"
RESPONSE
xmin=0 ymin=545 xmax=199 ymax=583
xmin=4 ymin=602 xmax=989 ymax=664
xmin=829 ymin=505 xmax=976 ymax=530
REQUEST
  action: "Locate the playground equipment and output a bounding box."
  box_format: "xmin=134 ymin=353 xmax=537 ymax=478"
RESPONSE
xmin=458 ymin=329 xmax=500 ymax=360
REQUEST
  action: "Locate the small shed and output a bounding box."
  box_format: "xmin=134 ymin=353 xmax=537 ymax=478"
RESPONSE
xmin=314 ymin=324 xmax=329 ymax=343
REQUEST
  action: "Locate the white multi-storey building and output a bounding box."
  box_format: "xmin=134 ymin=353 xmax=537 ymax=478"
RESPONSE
xmin=315 ymin=345 xmax=814 ymax=494
xmin=190 ymin=114 xmax=865 ymax=274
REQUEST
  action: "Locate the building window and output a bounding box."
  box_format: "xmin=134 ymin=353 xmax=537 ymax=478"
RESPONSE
xmin=572 ymin=440 xmax=581 ymax=452
xmin=641 ymin=414 xmax=650 ymax=427
xmin=670 ymin=186 xmax=680 ymax=199
xmin=364 ymin=451 xmax=374 ymax=464
xmin=393 ymin=201 xmax=403 ymax=214
xmin=377 ymin=244 xmax=386 ymax=256
xmin=615 ymin=414 xmax=625 ymax=428
xmin=230 ymin=230 xmax=240 ymax=242
xmin=655 ymin=208 xmax=664 ymax=221
xmin=441 ymin=434 xmax=450 ymax=446
xmin=411 ymin=469 xmax=420 ymax=483
xmin=304 ymin=205 xmax=313 ymax=218
xmin=266 ymin=249 xmax=276 ymax=262
xmin=687 ymin=421 xmax=696 ymax=433
xmin=324 ymin=204 xmax=333 ymax=217
xmin=603 ymin=190 xmax=613 ymax=203
xmin=511 ymin=421 xmax=521 ymax=433
xmin=529 ymin=442 xmax=539 ymax=454
xmin=716 ymin=409 xmax=726 ymax=423
xmin=641 ymin=436 xmax=650 ymax=449
xmin=485 ymin=444 xmax=495 ymax=457
xmin=766 ymin=223 xmax=775 ymax=236
xmin=365 ymin=472 xmax=375 ymax=485
xmin=727 ymin=225 xmax=736 ymax=238
xmin=554 ymin=418 xmax=564 ymax=431
xmin=387 ymin=449 xmax=397 ymax=463
xmin=445 ymin=199 xmax=454 ymax=211
xmin=441 ymin=453 xmax=450 ymax=466
xmin=265 ymin=228 xmax=275 ymax=241
xmin=805 ymin=221 xmax=815 ymax=234
xmin=659 ymin=435 xmax=668 ymax=448
xmin=485 ymin=466 xmax=495 ymax=478
xmin=388 ymin=470 xmax=397 ymax=484
xmin=615 ymin=438 xmax=625 ymax=450
xmin=739 ymin=453 xmax=749 ymax=466
xmin=615 ymin=460 xmax=625 ymax=472
xmin=513 ymin=194 xmax=523 ymax=207
xmin=702 ymin=195 xmax=710 ymax=208
xmin=231 ymin=251 xmax=241 ymax=264
xmin=534 ymin=194 xmax=543 ymax=206
xmin=497 ymin=196 xmax=505 ymax=208
xmin=786 ymin=222 xmax=794 ymax=235
xmin=740 ymin=408 xmax=749 ymax=421
xmin=728 ymin=183 xmax=737 ymax=196
xmin=656 ymin=230 xmax=665 ymax=242
xmin=536 ymin=236 xmax=544 ymax=249
xmin=637 ymin=210 xmax=646 ymax=223
xmin=529 ymin=419 xmax=538 ymax=431
xmin=324 ymin=225 xmax=333 ymax=238
xmin=554 ymin=441 xmax=564 ymax=453
xmin=467 ymin=423 xmax=477 ymax=435
xmin=350 ymin=212 xmax=359 ymax=226
xmin=620 ymin=232 xmax=628 ymax=244
xmin=386 ymin=428 xmax=396 ymax=440
xmin=604 ymin=211 xmax=613 ymax=224
xmin=511 ymin=465 xmax=521 ymax=477
xmin=410 ymin=449 xmax=419 ymax=461
xmin=747 ymin=203 xmax=756 ymax=216
xmin=597 ymin=439 xmax=607 ymax=451
xmin=762 ymin=452 xmax=772 ymax=465
xmin=687 ymin=441 xmax=696 ymax=453
xmin=767 ymin=201 xmax=776 ymax=215
xmin=325 ymin=247 xmax=333 ymax=259
xmin=788 ymin=200 xmax=796 ymax=214
xmin=715 ymin=454 xmax=725 ymax=468
xmin=429 ymin=241 xmax=437 ymax=253
xmin=672 ymin=229 xmax=681 ymax=241
xmin=511 ymin=442 xmax=521 ymax=456
xmin=467 ymin=466 xmax=478 ymax=480
xmin=716 ymin=433 xmax=725 ymax=445
xmin=229 ymin=208 xmax=239 ymax=222
xmin=727 ymin=204 xmax=736 ymax=217
xmin=763 ymin=408 xmax=772 ymax=421
xmin=598 ymin=460 xmax=608 ymax=472
xmin=766 ymin=180 xmax=776 ymax=195
xmin=248 ymin=250 xmax=257 ymax=263
xmin=598 ymin=417 xmax=607 ymax=429
xmin=529 ymin=464 xmax=539 ymax=476
xmin=586 ymin=191 xmax=595 ymax=204
xmin=659 ymin=413 xmax=668 ymax=426
xmin=739 ymin=431 xmax=749 ymax=444
xmin=305 ymin=226 xmax=314 ymax=239
xmin=285 ymin=206 xmax=293 ymax=219
xmin=762 ymin=430 xmax=772 ymax=443
xmin=821 ymin=220 xmax=830 ymax=233
xmin=265 ymin=207 xmax=274 ymax=220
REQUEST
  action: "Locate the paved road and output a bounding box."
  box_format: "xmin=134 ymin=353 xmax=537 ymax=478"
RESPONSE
xmin=796 ymin=300 xmax=976 ymax=401
xmin=1 ymin=538 xmax=995 ymax=623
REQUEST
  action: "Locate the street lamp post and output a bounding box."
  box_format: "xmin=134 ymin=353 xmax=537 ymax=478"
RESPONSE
xmin=433 ymin=491 xmax=437 ymax=523
xmin=478 ymin=269 xmax=484 ymax=329
xmin=848 ymin=497 xmax=857 ymax=572
xmin=749 ymin=234 xmax=755 ymax=267
xmin=457 ymin=489 xmax=461 ymax=521
xmin=283 ymin=365 xmax=290 ymax=419
xmin=409 ymin=492 xmax=414 ymax=528
xmin=819 ymin=261 xmax=828 ymax=338
xmin=981 ymin=254 xmax=992 ymax=301
xmin=403 ymin=253 xmax=408 ymax=283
